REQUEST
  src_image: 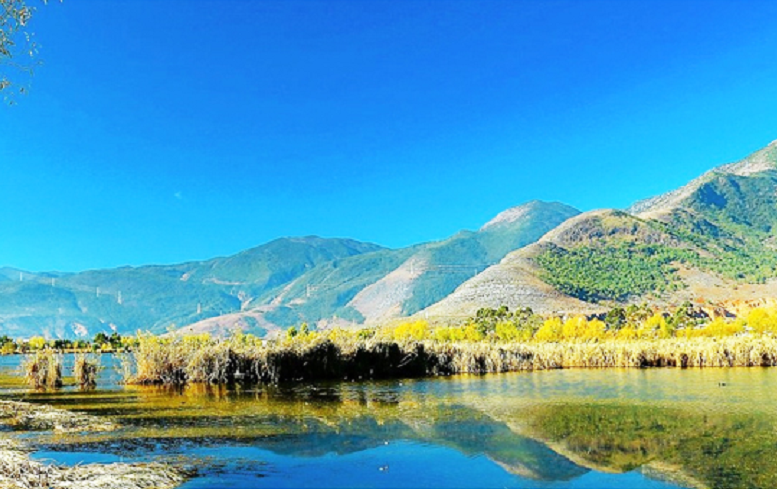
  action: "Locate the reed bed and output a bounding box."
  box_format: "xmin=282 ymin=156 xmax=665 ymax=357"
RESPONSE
xmin=126 ymin=334 xmax=777 ymax=386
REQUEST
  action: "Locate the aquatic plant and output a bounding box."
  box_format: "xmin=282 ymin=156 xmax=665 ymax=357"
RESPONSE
xmin=23 ymin=349 xmax=62 ymax=389
xmin=73 ymin=353 xmax=99 ymax=389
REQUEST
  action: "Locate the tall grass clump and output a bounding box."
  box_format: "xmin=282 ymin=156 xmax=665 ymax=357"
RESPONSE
xmin=23 ymin=349 xmax=62 ymax=389
xmin=129 ymin=332 xmax=200 ymax=385
xmin=74 ymin=353 xmax=99 ymax=388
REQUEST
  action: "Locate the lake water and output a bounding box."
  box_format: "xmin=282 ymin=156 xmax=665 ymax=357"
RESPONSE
xmin=2 ymin=354 xmax=775 ymax=488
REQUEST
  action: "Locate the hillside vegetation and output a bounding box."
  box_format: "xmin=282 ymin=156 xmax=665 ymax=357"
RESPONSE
xmin=532 ymin=145 xmax=777 ymax=304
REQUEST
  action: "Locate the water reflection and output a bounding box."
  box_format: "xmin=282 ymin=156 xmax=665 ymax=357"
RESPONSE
xmin=19 ymin=384 xmax=588 ymax=482
xmin=4 ymin=356 xmax=777 ymax=488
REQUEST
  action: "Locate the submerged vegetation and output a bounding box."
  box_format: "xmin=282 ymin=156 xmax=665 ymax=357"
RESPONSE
xmin=0 ymin=400 xmax=116 ymax=433
xmin=0 ymin=401 xmax=184 ymax=489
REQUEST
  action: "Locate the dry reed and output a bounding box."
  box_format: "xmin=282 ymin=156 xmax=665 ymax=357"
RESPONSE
xmin=73 ymin=354 xmax=99 ymax=389
xmin=126 ymin=334 xmax=777 ymax=387
xmin=23 ymin=349 xmax=62 ymax=390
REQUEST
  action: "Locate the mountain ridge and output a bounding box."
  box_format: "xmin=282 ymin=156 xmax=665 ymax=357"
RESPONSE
xmin=181 ymin=200 xmax=579 ymax=335
xmin=628 ymin=139 xmax=777 ymax=218
xmin=424 ymin=138 xmax=777 ymax=319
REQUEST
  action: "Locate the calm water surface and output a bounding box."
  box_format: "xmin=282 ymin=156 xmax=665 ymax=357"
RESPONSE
xmin=2 ymin=354 xmax=775 ymax=488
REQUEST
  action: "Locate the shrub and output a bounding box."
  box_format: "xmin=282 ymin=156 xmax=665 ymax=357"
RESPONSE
xmin=746 ymin=307 xmax=777 ymax=334
xmin=392 ymin=320 xmax=431 ymax=342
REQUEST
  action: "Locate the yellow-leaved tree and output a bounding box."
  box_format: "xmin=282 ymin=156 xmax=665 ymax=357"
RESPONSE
xmin=495 ymin=321 xmax=521 ymax=342
xmin=561 ymin=316 xmax=587 ymax=340
xmin=640 ymin=313 xmax=671 ymax=339
xmin=28 ymin=336 xmax=46 ymax=350
xmin=534 ymin=317 xmax=563 ymax=342
xmin=392 ymin=320 xmax=431 ymax=342
xmin=747 ymin=307 xmax=777 ymax=335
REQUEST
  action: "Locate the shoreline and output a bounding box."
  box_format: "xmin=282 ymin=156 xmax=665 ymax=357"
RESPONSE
xmin=0 ymin=400 xmax=186 ymax=489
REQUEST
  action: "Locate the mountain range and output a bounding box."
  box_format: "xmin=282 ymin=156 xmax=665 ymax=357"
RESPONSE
xmin=3 ymin=139 xmax=777 ymax=339
xmin=0 ymin=201 xmax=578 ymax=338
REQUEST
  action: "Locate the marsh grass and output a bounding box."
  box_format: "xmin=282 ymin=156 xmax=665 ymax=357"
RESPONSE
xmin=126 ymin=331 xmax=777 ymax=386
xmin=73 ymin=353 xmax=99 ymax=389
xmin=23 ymin=349 xmax=62 ymax=390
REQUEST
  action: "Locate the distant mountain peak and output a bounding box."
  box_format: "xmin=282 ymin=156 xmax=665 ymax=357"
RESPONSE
xmin=628 ymin=138 xmax=777 ymax=217
xmin=717 ymin=140 xmax=777 ymax=177
xmin=480 ymin=200 xmax=577 ymax=231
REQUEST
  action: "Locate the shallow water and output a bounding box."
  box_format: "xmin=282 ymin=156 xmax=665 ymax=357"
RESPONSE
xmin=3 ymin=354 xmax=777 ymax=488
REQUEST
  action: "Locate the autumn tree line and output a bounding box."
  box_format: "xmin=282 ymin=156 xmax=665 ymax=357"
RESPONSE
xmin=3 ymin=301 xmax=777 ymax=358
xmin=0 ymin=332 xmax=132 ymax=355
xmin=384 ymin=302 xmax=777 ymax=344
xmin=12 ymin=302 xmax=777 ymax=388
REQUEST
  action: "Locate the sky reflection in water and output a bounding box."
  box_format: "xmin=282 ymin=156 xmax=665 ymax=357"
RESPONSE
xmin=4 ymin=355 xmax=777 ymax=488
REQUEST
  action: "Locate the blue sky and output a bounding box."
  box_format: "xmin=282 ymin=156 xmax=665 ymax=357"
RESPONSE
xmin=2 ymin=0 xmax=777 ymax=272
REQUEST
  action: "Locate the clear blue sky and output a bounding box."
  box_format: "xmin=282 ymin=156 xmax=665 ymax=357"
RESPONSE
xmin=2 ymin=0 xmax=777 ymax=272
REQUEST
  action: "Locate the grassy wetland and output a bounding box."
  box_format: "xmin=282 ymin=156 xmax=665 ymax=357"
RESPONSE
xmin=4 ymin=365 xmax=777 ymax=489
xmin=117 ymin=303 xmax=777 ymax=387
xmin=5 ymin=304 xmax=777 ymax=488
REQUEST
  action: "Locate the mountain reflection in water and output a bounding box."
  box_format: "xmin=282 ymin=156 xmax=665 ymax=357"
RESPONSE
xmin=5 ymin=356 xmax=777 ymax=488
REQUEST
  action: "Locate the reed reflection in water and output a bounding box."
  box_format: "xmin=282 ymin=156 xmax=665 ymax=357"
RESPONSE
xmin=4 ymin=355 xmax=777 ymax=488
